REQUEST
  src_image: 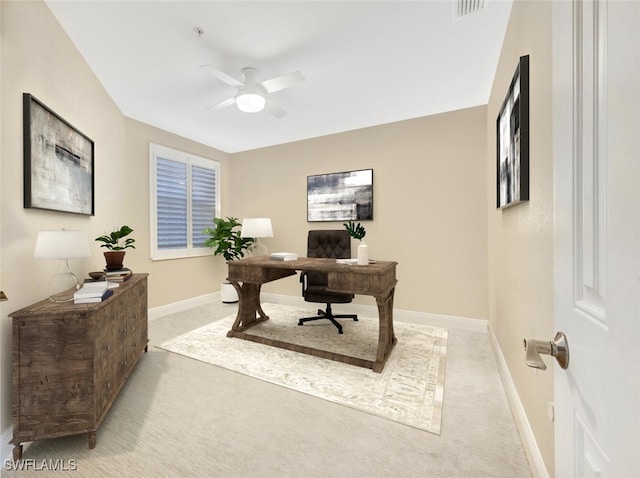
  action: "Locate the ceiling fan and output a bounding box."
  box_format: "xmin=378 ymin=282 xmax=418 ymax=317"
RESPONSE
xmin=203 ymin=65 xmax=305 ymax=118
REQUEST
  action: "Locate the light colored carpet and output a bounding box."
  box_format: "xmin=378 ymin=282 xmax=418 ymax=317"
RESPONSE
xmin=157 ymin=303 xmax=448 ymax=434
xmin=5 ymin=301 xmax=533 ymax=478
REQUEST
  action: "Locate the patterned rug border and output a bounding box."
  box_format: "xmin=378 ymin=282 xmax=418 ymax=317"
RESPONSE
xmin=157 ymin=303 xmax=448 ymax=434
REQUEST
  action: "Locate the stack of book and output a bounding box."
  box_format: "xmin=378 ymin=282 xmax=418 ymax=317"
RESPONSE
xmin=84 ymin=278 xmax=119 ymax=289
xmin=104 ymin=267 xmax=133 ymax=282
xmin=336 ymin=258 xmax=358 ymax=265
xmin=270 ymin=252 xmax=298 ymax=261
xmin=74 ymin=281 xmax=113 ymax=304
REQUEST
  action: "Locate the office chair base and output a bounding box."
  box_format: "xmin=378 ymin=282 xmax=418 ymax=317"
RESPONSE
xmin=298 ymin=305 xmax=358 ymax=334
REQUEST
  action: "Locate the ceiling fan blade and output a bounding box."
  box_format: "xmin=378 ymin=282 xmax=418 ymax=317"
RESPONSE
xmin=260 ymin=71 xmax=305 ymax=94
xmin=201 ymin=65 xmax=245 ymax=87
xmin=264 ymin=99 xmax=287 ymax=118
xmin=207 ymin=97 xmax=236 ymax=111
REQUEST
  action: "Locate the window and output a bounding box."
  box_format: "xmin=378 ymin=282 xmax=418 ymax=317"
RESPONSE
xmin=150 ymin=143 xmax=220 ymax=260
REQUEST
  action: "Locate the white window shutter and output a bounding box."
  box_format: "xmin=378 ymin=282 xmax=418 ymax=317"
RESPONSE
xmin=191 ymin=165 xmax=217 ymax=248
xmin=156 ymin=157 xmax=188 ymax=250
xmin=150 ymin=144 xmax=220 ymax=260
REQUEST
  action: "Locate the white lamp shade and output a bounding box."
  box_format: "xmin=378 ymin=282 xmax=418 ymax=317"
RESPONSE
xmin=241 ymin=218 xmax=273 ymax=238
xmin=236 ymin=93 xmax=266 ymax=113
xmin=34 ymin=230 xmax=91 ymax=260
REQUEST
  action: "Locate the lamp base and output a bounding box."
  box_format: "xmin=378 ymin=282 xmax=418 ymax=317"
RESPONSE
xmin=250 ymin=238 xmax=268 ymax=257
xmin=47 ymin=263 xmax=80 ymax=302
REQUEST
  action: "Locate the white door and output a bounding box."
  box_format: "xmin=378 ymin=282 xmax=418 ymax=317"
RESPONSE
xmin=553 ymin=0 xmax=640 ymax=476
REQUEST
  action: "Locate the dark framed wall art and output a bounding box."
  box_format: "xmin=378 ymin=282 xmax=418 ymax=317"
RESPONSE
xmin=307 ymin=169 xmax=373 ymax=222
xmin=496 ymin=55 xmax=529 ymax=209
xmin=23 ymin=93 xmax=95 ymax=215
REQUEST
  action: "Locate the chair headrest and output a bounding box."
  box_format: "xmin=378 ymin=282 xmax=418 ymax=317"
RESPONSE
xmin=307 ymin=230 xmax=351 ymax=259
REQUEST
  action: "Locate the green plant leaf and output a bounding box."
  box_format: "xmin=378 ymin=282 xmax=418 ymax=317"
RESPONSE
xmin=202 ymin=216 xmax=254 ymax=260
xmin=94 ymin=225 xmax=136 ymax=250
xmin=343 ymin=221 xmax=366 ymax=240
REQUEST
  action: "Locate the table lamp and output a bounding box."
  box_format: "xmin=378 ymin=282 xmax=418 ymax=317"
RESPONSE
xmin=241 ymin=218 xmax=273 ymax=256
xmin=34 ymin=230 xmax=91 ymax=302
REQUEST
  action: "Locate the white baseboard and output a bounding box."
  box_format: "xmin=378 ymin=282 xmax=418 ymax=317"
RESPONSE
xmin=393 ymin=307 xmax=487 ymax=332
xmin=488 ymin=324 xmax=549 ymax=478
xmin=149 ymin=292 xmax=488 ymax=332
xmin=260 ymin=293 xmax=488 ymax=332
xmin=149 ymin=292 xmax=219 ymax=320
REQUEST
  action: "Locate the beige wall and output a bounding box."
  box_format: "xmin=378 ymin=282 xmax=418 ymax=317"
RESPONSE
xmin=0 ymin=0 xmax=229 ymax=437
xmin=230 ymin=106 xmax=489 ymax=318
xmin=487 ymin=0 xmax=554 ymax=474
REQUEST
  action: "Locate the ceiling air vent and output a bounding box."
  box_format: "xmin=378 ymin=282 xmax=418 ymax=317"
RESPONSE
xmin=455 ymin=0 xmax=486 ymax=20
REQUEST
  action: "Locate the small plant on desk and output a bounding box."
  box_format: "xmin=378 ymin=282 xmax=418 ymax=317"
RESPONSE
xmin=343 ymin=221 xmax=366 ymax=241
xmin=344 ymin=221 xmax=369 ymax=265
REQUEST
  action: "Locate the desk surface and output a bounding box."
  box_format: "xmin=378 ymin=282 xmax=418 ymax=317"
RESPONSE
xmin=227 ymin=256 xmax=397 ymax=273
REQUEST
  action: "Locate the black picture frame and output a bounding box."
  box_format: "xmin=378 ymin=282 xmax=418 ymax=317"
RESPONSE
xmin=307 ymin=169 xmax=373 ymax=222
xmin=496 ymin=55 xmax=529 ymax=209
xmin=23 ymin=93 xmax=95 ymax=215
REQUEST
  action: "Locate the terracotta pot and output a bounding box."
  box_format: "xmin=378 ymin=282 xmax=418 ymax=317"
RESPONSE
xmin=104 ymin=251 xmax=126 ymax=270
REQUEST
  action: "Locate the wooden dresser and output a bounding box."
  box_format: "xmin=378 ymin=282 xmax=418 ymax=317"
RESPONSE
xmin=8 ymin=273 xmax=148 ymax=460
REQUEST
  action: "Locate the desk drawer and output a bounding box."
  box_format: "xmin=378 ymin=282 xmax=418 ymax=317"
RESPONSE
xmin=327 ymin=270 xmax=396 ymax=296
xmin=228 ymin=267 xmax=296 ymax=284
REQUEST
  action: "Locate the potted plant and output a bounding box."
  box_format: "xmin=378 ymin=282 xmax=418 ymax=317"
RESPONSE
xmin=95 ymin=225 xmax=136 ymax=270
xmin=203 ymin=217 xmax=254 ymax=302
xmin=344 ymin=221 xmax=368 ymax=265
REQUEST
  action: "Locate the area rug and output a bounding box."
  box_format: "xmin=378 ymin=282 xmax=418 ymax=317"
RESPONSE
xmin=157 ymin=303 xmax=448 ymax=434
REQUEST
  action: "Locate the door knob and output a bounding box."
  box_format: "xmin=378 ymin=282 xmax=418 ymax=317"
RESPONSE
xmin=523 ymin=331 xmax=569 ymax=370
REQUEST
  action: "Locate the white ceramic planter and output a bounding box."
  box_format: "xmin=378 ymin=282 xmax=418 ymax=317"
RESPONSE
xmin=220 ymin=281 xmax=238 ymax=303
xmin=357 ymin=242 xmax=369 ymax=265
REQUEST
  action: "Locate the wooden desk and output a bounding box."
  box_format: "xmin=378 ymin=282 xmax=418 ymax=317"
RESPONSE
xmin=226 ymin=257 xmax=397 ymax=373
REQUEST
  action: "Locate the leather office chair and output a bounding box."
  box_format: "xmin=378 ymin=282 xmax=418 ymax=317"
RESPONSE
xmin=298 ymin=230 xmax=358 ymax=334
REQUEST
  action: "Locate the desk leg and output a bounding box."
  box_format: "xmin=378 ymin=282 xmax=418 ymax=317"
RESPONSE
xmin=227 ymin=281 xmax=269 ymax=337
xmin=373 ymin=286 xmax=397 ymax=373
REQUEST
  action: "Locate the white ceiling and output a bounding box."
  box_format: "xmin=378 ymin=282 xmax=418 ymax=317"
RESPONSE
xmin=44 ymin=0 xmax=513 ymax=153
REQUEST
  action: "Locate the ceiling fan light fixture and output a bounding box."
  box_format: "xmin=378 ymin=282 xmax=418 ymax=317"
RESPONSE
xmin=236 ymin=93 xmax=266 ymax=113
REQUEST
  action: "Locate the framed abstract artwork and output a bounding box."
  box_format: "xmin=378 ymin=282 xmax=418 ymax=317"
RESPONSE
xmin=23 ymin=93 xmax=95 ymax=215
xmin=496 ymin=55 xmax=529 ymax=209
xmin=307 ymin=169 xmax=373 ymax=222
